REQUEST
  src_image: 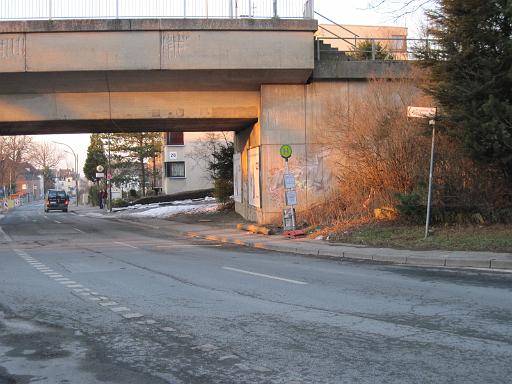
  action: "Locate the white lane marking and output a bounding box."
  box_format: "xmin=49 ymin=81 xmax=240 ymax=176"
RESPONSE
xmin=48 ymin=274 xmax=63 ymax=278
xmin=73 ymin=288 xmax=91 ymax=292
xmin=137 ymin=319 xmax=157 ymax=325
xmin=66 ymin=284 xmax=83 ymax=288
xmin=99 ymin=301 xmax=118 ymax=307
xmin=222 ymin=267 xmax=308 ymax=285
xmin=154 ymin=244 xmax=223 ymax=248
xmin=73 ymin=227 xmax=85 ymax=233
xmin=110 ymin=307 xmax=130 ymax=313
xmin=161 ymin=327 xmax=176 ymax=332
xmin=114 ymin=241 xmax=138 ymax=249
xmin=79 ymin=292 xmax=91 ymax=296
xmin=54 ymin=220 xmax=62 ymax=224
xmin=0 ymin=226 xmax=12 ymax=242
xmin=60 ymin=280 xmax=77 ymax=285
xmin=54 ymin=278 xmax=70 ymax=281
xmin=89 ymin=297 xmax=101 ymax=301
xmin=98 ymin=296 xmax=109 ymax=300
xmin=122 ymin=313 xmax=144 ymax=319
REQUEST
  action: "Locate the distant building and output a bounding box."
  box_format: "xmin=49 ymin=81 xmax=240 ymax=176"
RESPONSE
xmin=54 ymin=169 xmax=77 ymax=196
xmin=14 ymin=163 xmax=43 ymax=200
xmin=316 ymin=24 xmax=408 ymax=60
xmin=161 ymin=132 xmax=231 ymax=195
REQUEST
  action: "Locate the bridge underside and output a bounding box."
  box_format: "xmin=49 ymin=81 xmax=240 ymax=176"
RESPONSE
xmin=0 ymin=88 xmax=261 ymax=135
xmin=0 ymin=117 xmax=258 ymax=135
xmin=0 ymin=69 xmax=312 ymax=94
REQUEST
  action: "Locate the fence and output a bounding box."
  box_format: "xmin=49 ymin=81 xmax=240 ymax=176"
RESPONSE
xmin=0 ymin=0 xmax=314 ymax=20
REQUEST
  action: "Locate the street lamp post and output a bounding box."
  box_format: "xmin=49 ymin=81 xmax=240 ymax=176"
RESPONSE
xmin=52 ymin=141 xmax=79 ymax=206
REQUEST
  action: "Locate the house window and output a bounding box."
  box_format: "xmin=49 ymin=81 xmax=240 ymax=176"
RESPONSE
xmin=165 ymin=161 xmax=186 ymax=178
xmin=166 ymin=132 xmax=184 ymax=146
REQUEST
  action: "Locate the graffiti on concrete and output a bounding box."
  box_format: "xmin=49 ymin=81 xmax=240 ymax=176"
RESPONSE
xmin=267 ymin=148 xmax=332 ymax=208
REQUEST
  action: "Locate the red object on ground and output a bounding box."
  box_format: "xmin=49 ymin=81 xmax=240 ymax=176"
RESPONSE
xmin=283 ymin=230 xmax=306 ymax=239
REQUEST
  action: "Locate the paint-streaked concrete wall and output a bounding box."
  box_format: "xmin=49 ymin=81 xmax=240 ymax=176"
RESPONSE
xmin=236 ymin=81 xmax=370 ymax=224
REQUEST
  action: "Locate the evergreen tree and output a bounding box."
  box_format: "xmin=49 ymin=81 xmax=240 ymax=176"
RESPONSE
xmin=104 ymin=132 xmax=161 ymax=197
xmin=351 ymin=40 xmax=394 ymax=60
xmin=421 ymin=0 xmax=512 ymax=178
xmin=83 ymin=134 xmax=107 ymax=182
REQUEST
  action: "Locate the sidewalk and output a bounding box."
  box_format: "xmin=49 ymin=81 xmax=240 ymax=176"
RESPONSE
xmin=73 ymin=205 xmax=512 ymax=271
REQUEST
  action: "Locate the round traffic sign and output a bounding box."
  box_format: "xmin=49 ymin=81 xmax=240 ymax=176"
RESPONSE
xmin=96 ymin=165 xmax=104 ymax=172
xmin=280 ymin=144 xmax=292 ymax=159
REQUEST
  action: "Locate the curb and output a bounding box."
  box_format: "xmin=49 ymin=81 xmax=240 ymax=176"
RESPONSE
xmin=183 ymin=231 xmax=512 ymax=271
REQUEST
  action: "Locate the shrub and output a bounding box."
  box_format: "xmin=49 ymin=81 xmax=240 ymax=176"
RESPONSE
xmin=395 ymin=192 xmax=425 ymax=224
xmin=88 ymin=185 xmax=100 ymax=206
xmin=214 ymin=179 xmax=233 ymax=204
xmin=112 ymin=198 xmax=129 ymax=208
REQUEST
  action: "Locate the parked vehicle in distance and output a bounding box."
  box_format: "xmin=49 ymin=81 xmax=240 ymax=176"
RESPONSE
xmin=44 ymin=189 xmax=69 ymax=212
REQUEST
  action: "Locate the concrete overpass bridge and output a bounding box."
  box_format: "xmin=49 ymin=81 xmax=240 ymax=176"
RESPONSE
xmin=0 ymin=2 xmax=410 ymax=223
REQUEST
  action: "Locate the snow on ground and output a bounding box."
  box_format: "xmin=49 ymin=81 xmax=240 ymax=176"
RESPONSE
xmin=128 ymin=203 xmax=219 ymax=218
xmin=110 ymin=197 xmax=220 ymax=219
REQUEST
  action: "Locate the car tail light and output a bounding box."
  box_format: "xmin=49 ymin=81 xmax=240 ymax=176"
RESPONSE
xmin=65 ymin=200 xmax=69 ymax=205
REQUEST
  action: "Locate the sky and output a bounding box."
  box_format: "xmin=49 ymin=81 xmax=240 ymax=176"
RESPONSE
xmin=31 ymin=0 xmax=429 ymax=175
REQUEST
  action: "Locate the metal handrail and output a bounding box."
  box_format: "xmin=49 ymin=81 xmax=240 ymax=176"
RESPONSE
xmin=0 ymin=0 xmax=314 ymax=20
xmin=316 ymin=36 xmax=435 ymax=61
xmin=314 ymin=11 xmax=359 ymax=38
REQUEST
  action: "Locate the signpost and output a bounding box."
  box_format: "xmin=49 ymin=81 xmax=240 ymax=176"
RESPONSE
xmin=280 ymin=144 xmax=297 ymax=232
xmin=407 ymin=106 xmax=437 ymax=238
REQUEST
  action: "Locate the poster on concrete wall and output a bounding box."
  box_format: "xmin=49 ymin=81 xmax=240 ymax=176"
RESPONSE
xmin=233 ymin=153 xmax=242 ymax=203
xmin=248 ymin=147 xmax=261 ymax=208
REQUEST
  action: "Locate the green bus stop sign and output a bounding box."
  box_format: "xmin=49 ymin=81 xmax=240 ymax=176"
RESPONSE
xmin=280 ymin=144 xmax=292 ymax=159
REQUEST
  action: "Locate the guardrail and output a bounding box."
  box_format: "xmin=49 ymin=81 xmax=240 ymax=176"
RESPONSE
xmin=317 ymin=36 xmax=436 ymax=61
xmin=0 ymin=0 xmax=314 ymax=20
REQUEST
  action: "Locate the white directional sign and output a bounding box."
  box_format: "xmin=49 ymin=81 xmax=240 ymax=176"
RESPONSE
xmin=407 ymin=106 xmax=437 ymax=119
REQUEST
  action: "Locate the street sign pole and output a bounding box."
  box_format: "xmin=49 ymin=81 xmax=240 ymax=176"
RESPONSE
xmin=425 ymin=119 xmax=436 ymax=239
xmin=407 ymin=106 xmax=437 ymax=239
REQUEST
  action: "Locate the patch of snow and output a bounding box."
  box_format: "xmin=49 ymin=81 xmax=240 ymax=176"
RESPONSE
xmin=127 ymin=203 xmax=219 ymax=218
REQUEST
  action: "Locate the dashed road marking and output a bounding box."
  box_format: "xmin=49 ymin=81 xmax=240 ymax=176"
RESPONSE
xmin=54 ymin=220 xmax=62 ymax=224
xmin=137 ymin=319 xmax=157 ymax=325
xmin=114 ymin=241 xmax=138 ymax=249
xmin=89 ymin=297 xmax=101 ymax=301
xmin=161 ymin=327 xmax=176 ymax=332
xmin=122 ymin=313 xmax=144 ymax=319
xmin=73 ymin=227 xmax=85 ymax=233
xmin=55 ymin=278 xmax=70 ymax=281
xmin=73 ymin=288 xmax=91 ymax=292
xmin=66 ymin=284 xmax=83 ymax=288
xmin=219 ymin=355 xmax=239 ymax=362
xmin=110 ymin=307 xmax=130 ymax=313
xmin=99 ymin=301 xmax=118 ymax=307
xmin=60 ymin=280 xmax=77 ymax=285
xmin=79 ymin=292 xmax=91 ymax=296
xmin=222 ymin=266 xmax=308 ymax=285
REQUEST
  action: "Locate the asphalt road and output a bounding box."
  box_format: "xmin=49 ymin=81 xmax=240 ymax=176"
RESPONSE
xmin=0 ymin=202 xmax=511 ymax=384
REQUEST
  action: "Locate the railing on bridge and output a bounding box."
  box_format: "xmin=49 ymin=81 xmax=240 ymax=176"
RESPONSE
xmin=0 ymin=0 xmax=314 ymax=20
xmin=317 ymin=36 xmax=436 ymax=61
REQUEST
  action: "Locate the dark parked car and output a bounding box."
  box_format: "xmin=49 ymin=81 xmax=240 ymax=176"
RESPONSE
xmin=44 ymin=189 xmax=70 ymax=213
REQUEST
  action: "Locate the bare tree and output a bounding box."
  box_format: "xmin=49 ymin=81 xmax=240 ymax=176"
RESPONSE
xmin=0 ymin=136 xmax=33 ymax=195
xmin=366 ymin=0 xmax=437 ymax=20
xmin=28 ymin=141 xmax=64 ymax=194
